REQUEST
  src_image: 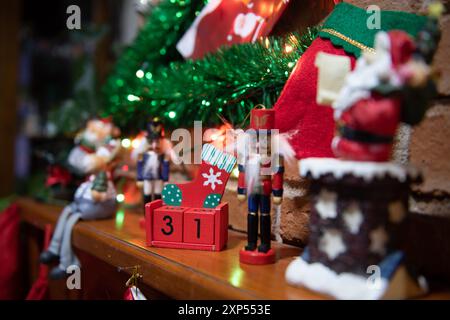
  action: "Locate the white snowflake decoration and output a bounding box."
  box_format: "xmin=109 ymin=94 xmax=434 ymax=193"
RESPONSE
xmin=202 ymin=168 xmax=223 ymax=190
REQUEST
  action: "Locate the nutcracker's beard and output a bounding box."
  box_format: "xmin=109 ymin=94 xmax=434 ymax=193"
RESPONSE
xmin=246 ymin=153 xmax=261 ymax=193
xmin=143 ymin=151 xmax=159 ymax=178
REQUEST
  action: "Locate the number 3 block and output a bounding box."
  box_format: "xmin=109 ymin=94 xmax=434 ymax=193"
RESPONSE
xmin=183 ymin=208 xmax=215 ymax=245
xmin=153 ymin=206 xmax=186 ymax=242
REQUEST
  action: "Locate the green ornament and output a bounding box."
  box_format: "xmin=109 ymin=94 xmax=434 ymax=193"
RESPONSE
xmin=203 ymin=194 xmax=221 ymax=209
xmin=162 ymin=184 xmax=182 ymax=206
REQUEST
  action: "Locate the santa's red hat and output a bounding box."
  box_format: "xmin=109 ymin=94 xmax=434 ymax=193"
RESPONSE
xmin=388 ymin=30 xmax=415 ymax=68
xmin=99 ymin=116 xmax=113 ymax=124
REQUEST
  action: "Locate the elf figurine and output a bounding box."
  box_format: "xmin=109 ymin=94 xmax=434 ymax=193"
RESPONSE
xmin=40 ymin=119 xmax=121 ymax=279
xmin=134 ymin=117 xmax=174 ymax=209
xmin=237 ymin=106 xmax=291 ymax=265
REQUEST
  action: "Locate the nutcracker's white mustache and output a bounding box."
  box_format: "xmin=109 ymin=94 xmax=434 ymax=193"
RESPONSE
xmin=144 ymin=151 xmax=159 ymax=178
xmin=246 ymin=153 xmax=261 ymax=192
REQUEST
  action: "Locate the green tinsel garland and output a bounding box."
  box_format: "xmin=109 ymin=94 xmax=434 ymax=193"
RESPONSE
xmin=138 ymin=29 xmax=319 ymax=128
xmin=103 ymin=29 xmax=318 ymax=131
xmin=101 ymin=0 xmax=318 ymax=131
xmin=101 ymin=0 xmax=207 ymax=130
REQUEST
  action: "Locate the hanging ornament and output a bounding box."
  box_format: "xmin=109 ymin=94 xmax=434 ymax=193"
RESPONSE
xmin=120 ymin=266 xmax=147 ymax=300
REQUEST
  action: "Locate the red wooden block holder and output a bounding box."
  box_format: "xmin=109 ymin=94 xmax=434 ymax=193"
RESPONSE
xmin=145 ymin=199 xmax=228 ymax=251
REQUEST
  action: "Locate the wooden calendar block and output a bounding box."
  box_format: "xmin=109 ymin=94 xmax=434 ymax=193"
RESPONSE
xmin=153 ymin=206 xmax=187 ymax=242
xmin=145 ymin=200 xmax=229 ymax=251
xmin=183 ymin=208 xmax=215 ymax=245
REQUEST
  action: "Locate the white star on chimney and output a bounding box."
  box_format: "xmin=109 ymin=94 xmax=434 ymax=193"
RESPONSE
xmin=319 ymin=229 xmax=346 ymax=260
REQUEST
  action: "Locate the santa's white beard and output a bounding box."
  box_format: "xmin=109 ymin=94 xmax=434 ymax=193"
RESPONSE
xmin=332 ymin=32 xmax=403 ymax=119
xmin=82 ymin=130 xmax=103 ymax=147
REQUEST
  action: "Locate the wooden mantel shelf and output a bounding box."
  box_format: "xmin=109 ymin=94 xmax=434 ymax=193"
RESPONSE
xmin=17 ymin=197 xmax=450 ymax=300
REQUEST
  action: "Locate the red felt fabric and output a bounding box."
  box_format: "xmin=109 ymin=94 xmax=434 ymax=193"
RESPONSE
xmin=0 ymin=204 xmax=20 ymax=300
xmin=26 ymin=224 xmax=53 ymax=300
xmin=274 ymin=38 xmax=356 ymax=159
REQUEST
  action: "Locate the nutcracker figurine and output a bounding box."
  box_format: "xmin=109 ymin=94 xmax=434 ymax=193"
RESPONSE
xmin=285 ymin=7 xmax=441 ymax=299
xmin=237 ymin=106 xmax=290 ymax=265
xmin=134 ymin=117 xmax=174 ymax=210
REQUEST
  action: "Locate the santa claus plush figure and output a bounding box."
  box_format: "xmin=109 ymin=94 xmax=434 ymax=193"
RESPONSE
xmin=68 ymin=117 xmax=120 ymax=175
xmin=332 ymin=30 xmax=435 ymax=162
xmin=40 ymin=118 xmax=121 ymax=279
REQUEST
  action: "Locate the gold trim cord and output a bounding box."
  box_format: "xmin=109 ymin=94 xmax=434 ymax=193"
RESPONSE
xmin=321 ymin=28 xmax=375 ymax=53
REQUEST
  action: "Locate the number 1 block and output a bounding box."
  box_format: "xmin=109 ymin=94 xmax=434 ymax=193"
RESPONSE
xmin=153 ymin=206 xmax=187 ymax=242
xmin=183 ymin=208 xmax=215 ymax=245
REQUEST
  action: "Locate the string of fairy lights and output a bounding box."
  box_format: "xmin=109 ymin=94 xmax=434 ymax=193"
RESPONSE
xmin=101 ymin=0 xmax=318 ymax=132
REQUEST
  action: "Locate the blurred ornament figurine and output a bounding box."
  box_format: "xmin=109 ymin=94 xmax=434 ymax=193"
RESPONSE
xmin=134 ymin=117 xmax=173 ymax=210
xmin=40 ymin=118 xmax=121 ymax=279
xmin=67 ymin=117 xmax=120 ymax=176
xmin=285 ymin=8 xmax=441 ymax=299
xmin=237 ymin=105 xmax=292 ymax=264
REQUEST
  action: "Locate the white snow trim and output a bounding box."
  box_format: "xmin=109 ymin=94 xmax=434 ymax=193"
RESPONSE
xmin=285 ymin=257 xmax=388 ymax=300
xmin=299 ymin=158 xmax=419 ymax=183
xmin=202 ymin=143 xmax=236 ymax=173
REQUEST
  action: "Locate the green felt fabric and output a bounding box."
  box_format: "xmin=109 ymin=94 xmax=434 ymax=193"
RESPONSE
xmin=319 ymin=2 xmax=428 ymax=57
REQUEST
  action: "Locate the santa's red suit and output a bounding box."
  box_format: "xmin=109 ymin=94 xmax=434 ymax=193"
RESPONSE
xmin=332 ymin=31 xmax=417 ymax=162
